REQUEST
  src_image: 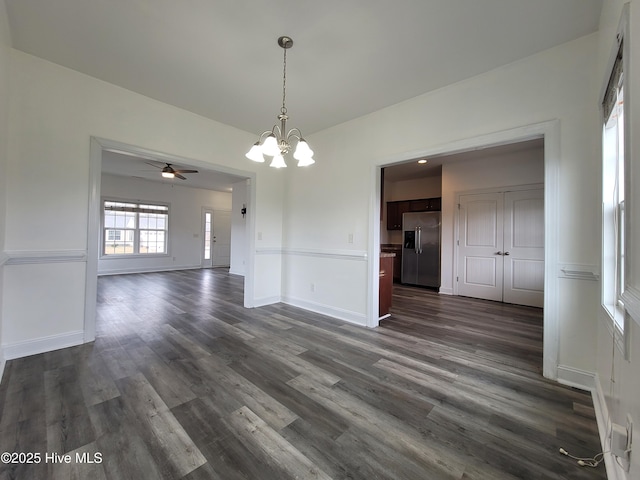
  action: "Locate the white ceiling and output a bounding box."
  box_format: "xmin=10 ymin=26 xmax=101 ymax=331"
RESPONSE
xmin=6 ymin=0 xmax=603 ymax=137
xmin=5 ymin=1 xmax=601 ymax=190
xmin=100 ymin=150 xmax=244 ymax=192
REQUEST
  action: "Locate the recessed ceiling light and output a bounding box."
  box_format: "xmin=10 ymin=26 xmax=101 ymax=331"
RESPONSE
xmin=417 ymin=159 xmax=428 ymax=164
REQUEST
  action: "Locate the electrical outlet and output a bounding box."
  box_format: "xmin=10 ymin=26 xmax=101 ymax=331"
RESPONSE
xmin=348 ymin=233 xmax=354 ymax=244
xmin=310 ymin=283 xmax=315 ymax=292
xmin=612 ymin=423 xmax=628 ymax=458
xmin=611 ymin=415 xmax=632 ymax=471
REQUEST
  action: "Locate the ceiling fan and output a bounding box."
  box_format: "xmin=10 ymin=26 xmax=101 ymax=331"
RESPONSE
xmin=146 ymin=162 xmax=198 ymax=180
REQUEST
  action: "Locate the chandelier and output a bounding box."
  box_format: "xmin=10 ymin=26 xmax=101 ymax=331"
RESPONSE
xmin=246 ymin=36 xmax=315 ymax=168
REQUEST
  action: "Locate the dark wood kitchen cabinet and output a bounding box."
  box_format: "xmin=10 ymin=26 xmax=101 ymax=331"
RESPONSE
xmin=379 ymin=253 xmax=394 ymax=317
xmin=386 ymin=201 xmax=410 ymax=230
xmin=386 ymin=197 xmax=441 ymax=230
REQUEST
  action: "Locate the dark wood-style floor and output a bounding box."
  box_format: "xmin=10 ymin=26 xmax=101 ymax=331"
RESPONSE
xmin=0 ymin=269 xmax=606 ymax=479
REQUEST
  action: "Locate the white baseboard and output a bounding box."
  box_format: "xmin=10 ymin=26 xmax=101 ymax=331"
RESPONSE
xmin=0 ymin=346 xmax=5 ymax=383
xmin=281 ymin=295 xmax=367 ymax=326
xmin=2 ymin=330 xmax=84 ymax=361
xmin=438 ymin=287 xmax=454 ymax=295
xmin=556 ymin=364 xmax=595 ymax=391
xmin=98 ymin=264 xmax=201 ymax=276
xmin=251 ymin=295 xmax=282 ymax=308
xmin=228 ymin=267 xmax=245 ymax=276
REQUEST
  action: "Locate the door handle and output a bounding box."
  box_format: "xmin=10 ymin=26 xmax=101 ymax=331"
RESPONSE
xmin=415 ymin=227 xmax=419 ymax=254
xmin=495 ymin=251 xmax=503 ymax=255
xmin=504 ymin=251 xmax=510 ymax=256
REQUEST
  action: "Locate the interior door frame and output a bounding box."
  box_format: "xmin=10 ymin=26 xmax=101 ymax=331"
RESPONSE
xmin=453 ymin=183 xmax=544 ymax=298
xmin=85 ymin=137 xmax=257 ymax=343
xmin=369 ymin=120 xmax=560 ymax=381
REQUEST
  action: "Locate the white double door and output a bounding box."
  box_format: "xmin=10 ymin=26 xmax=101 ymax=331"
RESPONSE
xmin=457 ymin=188 xmax=544 ymax=308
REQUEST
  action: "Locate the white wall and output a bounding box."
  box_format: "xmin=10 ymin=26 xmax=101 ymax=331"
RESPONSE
xmin=230 ymin=179 xmax=248 ymax=276
xmin=385 ymin=174 xmax=442 ymax=203
xmin=286 ymin=33 xmax=600 ymax=377
xmin=98 ymin=173 xmax=231 ymax=275
xmin=594 ymin=1 xmax=640 ymax=478
xmin=2 ymin=48 xmax=285 ymax=358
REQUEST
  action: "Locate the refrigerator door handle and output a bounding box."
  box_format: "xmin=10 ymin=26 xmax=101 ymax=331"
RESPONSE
xmin=414 ymin=227 xmax=419 ymax=254
xmin=417 ymin=227 xmax=423 ymax=254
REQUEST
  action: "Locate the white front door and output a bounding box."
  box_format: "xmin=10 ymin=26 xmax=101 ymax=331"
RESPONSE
xmin=212 ymin=210 xmax=231 ymax=267
xmin=457 ymin=192 xmax=504 ymax=302
xmin=457 ymin=188 xmax=544 ymax=307
xmin=202 ymin=209 xmax=213 ymax=268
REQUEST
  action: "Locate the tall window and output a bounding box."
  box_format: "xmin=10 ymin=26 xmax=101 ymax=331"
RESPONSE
xmin=103 ymin=200 xmax=169 ymax=256
xmin=602 ymin=42 xmax=625 ymax=332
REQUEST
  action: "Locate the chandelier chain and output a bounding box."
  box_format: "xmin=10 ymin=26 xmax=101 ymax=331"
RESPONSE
xmin=281 ymin=47 xmax=287 ymax=115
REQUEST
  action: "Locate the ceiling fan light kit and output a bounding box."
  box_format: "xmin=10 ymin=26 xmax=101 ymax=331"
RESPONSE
xmin=246 ymin=36 xmax=315 ymax=168
xmin=147 ymin=162 xmax=198 ymax=180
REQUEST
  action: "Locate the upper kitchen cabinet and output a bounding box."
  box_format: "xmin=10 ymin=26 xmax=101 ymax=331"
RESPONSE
xmin=386 ymin=201 xmax=410 ymax=230
xmin=387 ymin=197 xmax=441 ymax=230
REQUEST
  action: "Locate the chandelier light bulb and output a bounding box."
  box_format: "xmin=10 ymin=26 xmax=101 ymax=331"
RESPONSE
xmin=246 ymin=143 xmax=265 ymax=162
xmin=293 ymin=139 xmax=315 ymax=166
xmin=261 ymin=134 xmax=280 ymax=157
xmin=270 ymin=153 xmax=287 ymax=168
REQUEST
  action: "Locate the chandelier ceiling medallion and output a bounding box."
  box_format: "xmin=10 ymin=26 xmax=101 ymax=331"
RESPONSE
xmin=246 ymin=36 xmax=315 ymax=168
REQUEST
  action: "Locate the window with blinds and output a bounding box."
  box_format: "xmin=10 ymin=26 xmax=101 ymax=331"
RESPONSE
xmin=103 ymin=200 xmax=169 ymax=256
xmin=601 ymin=41 xmax=625 ymax=333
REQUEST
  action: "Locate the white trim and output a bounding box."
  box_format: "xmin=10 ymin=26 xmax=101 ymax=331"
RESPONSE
xmin=257 ymin=247 xmax=368 ymax=261
xmin=98 ymin=264 xmax=202 ymax=276
xmin=255 ymin=247 xmax=283 ymax=255
xmin=252 ymin=295 xmax=282 ymax=307
xmin=621 ymin=286 xmax=640 ymax=326
xmin=4 ymin=250 xmax=87 ymax=265
xmin=370 ymin=119 xmax=561 ymax=381
xmin=558 ymin=263 xmax=600 ymax=281
xmin=282 ymin=295 xmax=367 ymax=326
xmin=556 ymin=364 xmax=595 ymax=391
xmin=0 ymin=251 xmax=8 ymax=267
xmin=0 ymin=347 xmax=5 ymax=383
xmin=598 ymin=306 xmax=628 ymax=360
xmin=283 ymin=247 xmax=368 ymax=261
xmin=592 ymin=374 xmax=628 ymax=480
xmin=2 ymin=331 xmax=84 ymax=360
xmin=368 ymin=165 xmax=382 ymax=328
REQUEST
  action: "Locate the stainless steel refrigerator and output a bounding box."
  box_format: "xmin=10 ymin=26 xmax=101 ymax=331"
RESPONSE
xmin=401 ymin=211 xmax=441 ymax=288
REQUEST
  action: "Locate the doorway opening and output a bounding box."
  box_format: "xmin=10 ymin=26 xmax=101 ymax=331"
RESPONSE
xmin=84 ymin=137 xmax=255 ymax=343
xmin=373 ymin=121 xmax=559 ymax=380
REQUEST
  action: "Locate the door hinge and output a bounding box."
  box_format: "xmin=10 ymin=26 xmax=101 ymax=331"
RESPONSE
xmin=457 ymin=203 xmax=460 ymax=209
xmin=456 ymin=276 xmax=459 ymax=282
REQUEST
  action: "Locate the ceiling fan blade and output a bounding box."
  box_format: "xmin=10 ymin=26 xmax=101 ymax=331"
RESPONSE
xmin=173 ymin=169 xmax=198 ymax=174
xmin=144 ymin=161 xmax=163 ymax=169
xmin=175 ymin=173 xmax=187 ymax=180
